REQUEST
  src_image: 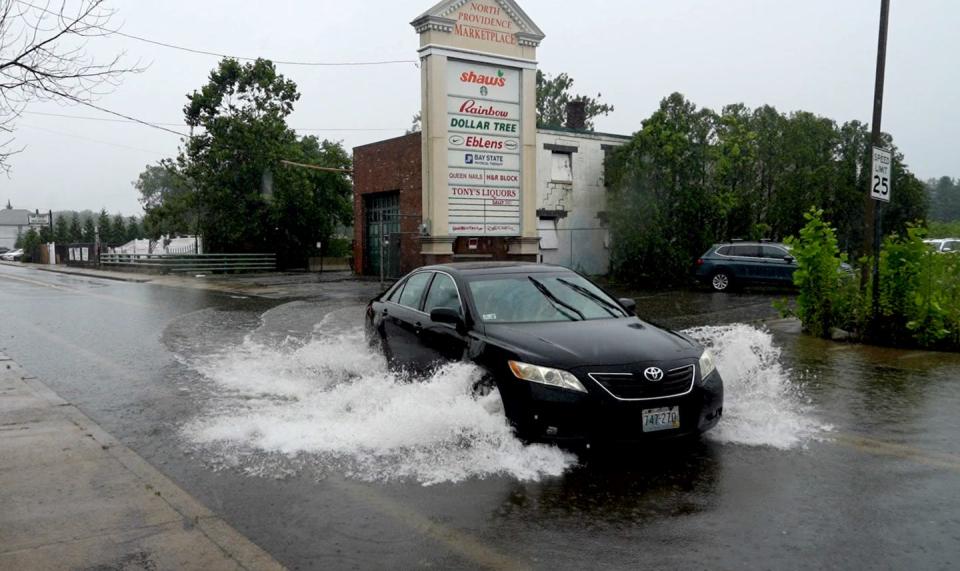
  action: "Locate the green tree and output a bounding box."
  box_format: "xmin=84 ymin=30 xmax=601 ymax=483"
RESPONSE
xmin=82 ymin=216 xmax=96 ymax=242
xmin=68 ymin=212 xmax=82 ymax=242
xmin=19 ymin=228 xmax=41 ymax=262
xmin=182 ymin=58 xmax=299 ymax=254
xmin=112 ymin=214 xmax=127 ymax=243
xmin=536 ymin=71 xmax=614 ymax=130
xmin=136 ymin=160 xmax=194 ymax=239
xmin=928 ymin=176 xmax=960 ymax=222
xmin=177 ymin=58 xmax=352 ymax=267
xmin=53 ymin=214 xmax=70 ymax=243
xmin=96 ymin=209 xmax=113 ymax=244
xmin=606 ymin=93 xmax=929 ymax=285
xmin=126 ymin=216 xmax=142 ymax=242
xmin=607 ymin=93 xmax=715 ymax=283
xmin=883 ymin=149 xmax=929 ymax=235
xmin=38 ymin=224 xmax=52 ymax=243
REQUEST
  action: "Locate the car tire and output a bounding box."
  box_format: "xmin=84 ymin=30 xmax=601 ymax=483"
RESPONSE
xmin=710 ymin=270 xmax=734 ymax=292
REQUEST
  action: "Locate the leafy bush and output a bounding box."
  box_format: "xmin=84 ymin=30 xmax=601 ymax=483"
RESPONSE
xmin=782 ymin=209 xmax=860 ymax=338
xmin=785 ymin=211 xmax=960 ymax=350
xmin=876 ymin=227 xmax=960 ymax=349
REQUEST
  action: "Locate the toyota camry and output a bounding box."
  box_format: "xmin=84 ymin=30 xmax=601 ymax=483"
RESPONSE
xmin=365 ymin=263 xmax=723 ymax=445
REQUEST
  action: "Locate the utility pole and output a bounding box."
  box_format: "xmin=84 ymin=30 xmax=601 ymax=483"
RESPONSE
xmin=862 ymin=0 xmax=891 ymax=314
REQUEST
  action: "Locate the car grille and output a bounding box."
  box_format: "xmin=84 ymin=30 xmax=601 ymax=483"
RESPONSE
xmin=588 ymin=364 xmax=696 ymax=400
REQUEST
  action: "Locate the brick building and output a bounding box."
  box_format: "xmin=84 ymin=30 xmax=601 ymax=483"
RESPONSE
xmin=352 ymin=133 xmax=424 ymax=278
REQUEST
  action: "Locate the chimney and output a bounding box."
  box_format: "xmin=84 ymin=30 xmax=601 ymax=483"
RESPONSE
xmin=565 ymin=100 xmax=587 ymax=131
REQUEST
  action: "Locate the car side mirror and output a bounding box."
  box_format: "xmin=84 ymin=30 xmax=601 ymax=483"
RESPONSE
xmin=784 ymin=255 xmax=795 ymax=263
xmin=618 ymin=298 xmax=637 ymax=315
xmin=430 ymin=307 xmax=464 ymax=328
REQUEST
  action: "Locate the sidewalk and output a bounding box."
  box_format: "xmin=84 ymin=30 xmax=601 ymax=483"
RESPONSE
xmin=0 ymin=353 xmax=285 ymax=570
xmin=0 ymin=260 xmax=152 ymax=283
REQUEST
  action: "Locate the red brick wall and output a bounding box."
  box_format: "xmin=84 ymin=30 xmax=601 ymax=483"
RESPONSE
xmin=352 ymin=133 xmax=423 ymax=275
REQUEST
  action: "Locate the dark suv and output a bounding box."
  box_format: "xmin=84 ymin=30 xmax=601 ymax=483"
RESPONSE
xmin=694 ymin=241 xmax=796 ymax=292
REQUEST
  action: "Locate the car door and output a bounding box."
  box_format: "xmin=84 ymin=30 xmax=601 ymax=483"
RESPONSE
xmin=762 ymin=245 xmax=795 ymax=283
xmin=418 ymin=272 xmax=469 ymax=368
xmin=730 ymin=245 xmax=764 ymax=281
xmin=381 ymin=271 xmax=434 ymax=372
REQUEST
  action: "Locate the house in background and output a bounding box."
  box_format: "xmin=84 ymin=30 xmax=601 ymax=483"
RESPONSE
xmin=535 ymin=127 xmax=630 ymax=276
xmin=0 ymin=207 xmax=51 ymax=250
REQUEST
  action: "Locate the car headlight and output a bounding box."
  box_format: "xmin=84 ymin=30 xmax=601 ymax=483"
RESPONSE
xmin=508 ymin=361 xmax=588 ymax=393
xmin=699 ymin=349 xmax=717 ymax=380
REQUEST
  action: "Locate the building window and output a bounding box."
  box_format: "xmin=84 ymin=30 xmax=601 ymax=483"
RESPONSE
xmin=550 ymin=152 xmax=572 ymax=183
xmin=537 ymin=218 xmax=559 ymax=250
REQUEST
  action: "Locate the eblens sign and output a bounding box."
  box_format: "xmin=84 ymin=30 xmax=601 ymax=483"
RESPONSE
xmin=871 ymin=146 xmax=892 ymax=203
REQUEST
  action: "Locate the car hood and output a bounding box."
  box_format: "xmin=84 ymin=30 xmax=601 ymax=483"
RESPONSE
xmin=482 ymin=317 xmax=701 ymax=369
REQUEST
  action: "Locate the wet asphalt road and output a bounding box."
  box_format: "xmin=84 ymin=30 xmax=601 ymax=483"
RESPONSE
xmin=1 ymin=264 xmax=959 ymax=570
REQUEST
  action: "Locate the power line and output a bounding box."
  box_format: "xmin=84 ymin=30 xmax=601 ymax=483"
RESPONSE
xmin=113 ymin=29 xmax=418 ymax=67
xmin=14 ymin=0 xmax=418 ymax=68
xmin=18 ymin=123 xmax=170 ymax=155
xmin=24 ymin=110 xmax=184 ymax=127
xmin=23 ymin=110 xmax=407 ymax=132
xmin=39 ymin=86 xmax=189 ymax=137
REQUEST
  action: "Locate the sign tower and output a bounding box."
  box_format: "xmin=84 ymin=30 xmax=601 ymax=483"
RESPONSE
xmin=411 ymin=0 xmax=544 ymax=263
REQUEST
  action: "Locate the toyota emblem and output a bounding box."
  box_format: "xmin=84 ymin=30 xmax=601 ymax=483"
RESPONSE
xmin=643 ymin=367 xmax=665 ymax=382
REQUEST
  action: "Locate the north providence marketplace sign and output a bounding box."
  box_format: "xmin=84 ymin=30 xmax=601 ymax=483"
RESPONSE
xmin=412 ymin=0 xmax=544 ymax=256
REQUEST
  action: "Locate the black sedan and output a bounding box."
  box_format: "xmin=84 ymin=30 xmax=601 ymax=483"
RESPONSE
xmin=365 ymin=263 xmax=723 ymax=445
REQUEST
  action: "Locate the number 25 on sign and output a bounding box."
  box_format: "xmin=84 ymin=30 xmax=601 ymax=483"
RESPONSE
xmin=871 ymin=146 xmax=892 ymax=203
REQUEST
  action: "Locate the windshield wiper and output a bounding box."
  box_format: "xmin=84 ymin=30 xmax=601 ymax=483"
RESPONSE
xmin=556 ymin=278 xmax=625 ymax=318
xmin=527 ymin=276 xmax=585 ymax=321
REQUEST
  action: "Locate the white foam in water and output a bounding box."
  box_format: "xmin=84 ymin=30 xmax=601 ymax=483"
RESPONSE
xmin=182 ymin=310 xmax=576 ymax=485
xmin=685 ymin=324 xmax=831 ymax=449
xmin=181 ymin=310 xmax=826 ymax=485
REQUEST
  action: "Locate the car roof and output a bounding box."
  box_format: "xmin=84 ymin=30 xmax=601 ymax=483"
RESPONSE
xmin=714 ymin=241 xmax=787 ymax=247
xmin=415 ymin=262 xmax=572 ymax=276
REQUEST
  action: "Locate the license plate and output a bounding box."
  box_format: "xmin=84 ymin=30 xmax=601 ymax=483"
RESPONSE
xmin=642 ymin=406 xmax=680 ymax=432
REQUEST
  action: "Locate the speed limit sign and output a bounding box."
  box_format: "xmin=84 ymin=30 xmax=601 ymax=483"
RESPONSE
xmin=871 ymin=146 xmax=892 ymax=203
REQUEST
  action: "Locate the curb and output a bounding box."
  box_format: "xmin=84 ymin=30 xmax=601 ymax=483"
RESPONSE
xmin=0 ymin=354 xmax=286 ymax=570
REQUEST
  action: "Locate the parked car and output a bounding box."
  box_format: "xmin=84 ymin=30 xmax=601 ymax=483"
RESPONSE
xmin=0 ymin=248 xmax=23 ymax=261
xmin=924 ymin=238 xmax=960 ymax=253
xmin=0 ymin=247 xmax=9 ymax=255
xmin=365 ymin=263 xmax=723 ymax=445
xmin=694 ymin=241 xmax=798 ymax=292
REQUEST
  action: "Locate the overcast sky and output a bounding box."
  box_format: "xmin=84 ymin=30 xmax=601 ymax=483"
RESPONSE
xmin=2 ymin=0 xmax=957 ymax=215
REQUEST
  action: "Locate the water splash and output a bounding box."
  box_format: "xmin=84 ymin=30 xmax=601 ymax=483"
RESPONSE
xmin=180 ymin=308 xmax=827 ymax=485
xmin=685 ymin=324 xmax=831 ymax=448
xmin=181 ymin=312 xmax=576 ymax=485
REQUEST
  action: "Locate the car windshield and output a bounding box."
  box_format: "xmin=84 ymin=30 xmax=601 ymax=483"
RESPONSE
xmin=467 ymin=273 xmax=628 ymax=323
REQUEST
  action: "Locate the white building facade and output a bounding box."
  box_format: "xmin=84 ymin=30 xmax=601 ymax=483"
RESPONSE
xmin=535 ymin=128 xmax=631 ymax=275
xmin=0 ymin=209 xmax=50 ymax=250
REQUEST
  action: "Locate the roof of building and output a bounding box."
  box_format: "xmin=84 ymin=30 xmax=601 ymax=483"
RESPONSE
xmin=0 ymin=209 xmax=30 ymax=226
xmin=536 ymin=126 xmax=633 ymax=141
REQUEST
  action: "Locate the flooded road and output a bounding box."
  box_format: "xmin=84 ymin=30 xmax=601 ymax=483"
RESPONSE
xmin=2 ymin=264 xmax=959 ymax=569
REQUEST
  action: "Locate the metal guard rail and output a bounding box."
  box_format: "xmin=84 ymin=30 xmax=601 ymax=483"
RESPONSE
xmin=100 ymin=253 xmax=276 ymax=273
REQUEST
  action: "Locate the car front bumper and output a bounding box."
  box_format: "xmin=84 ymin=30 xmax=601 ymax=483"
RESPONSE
xmin=500 ymin=371 xmax=724 ymax=445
